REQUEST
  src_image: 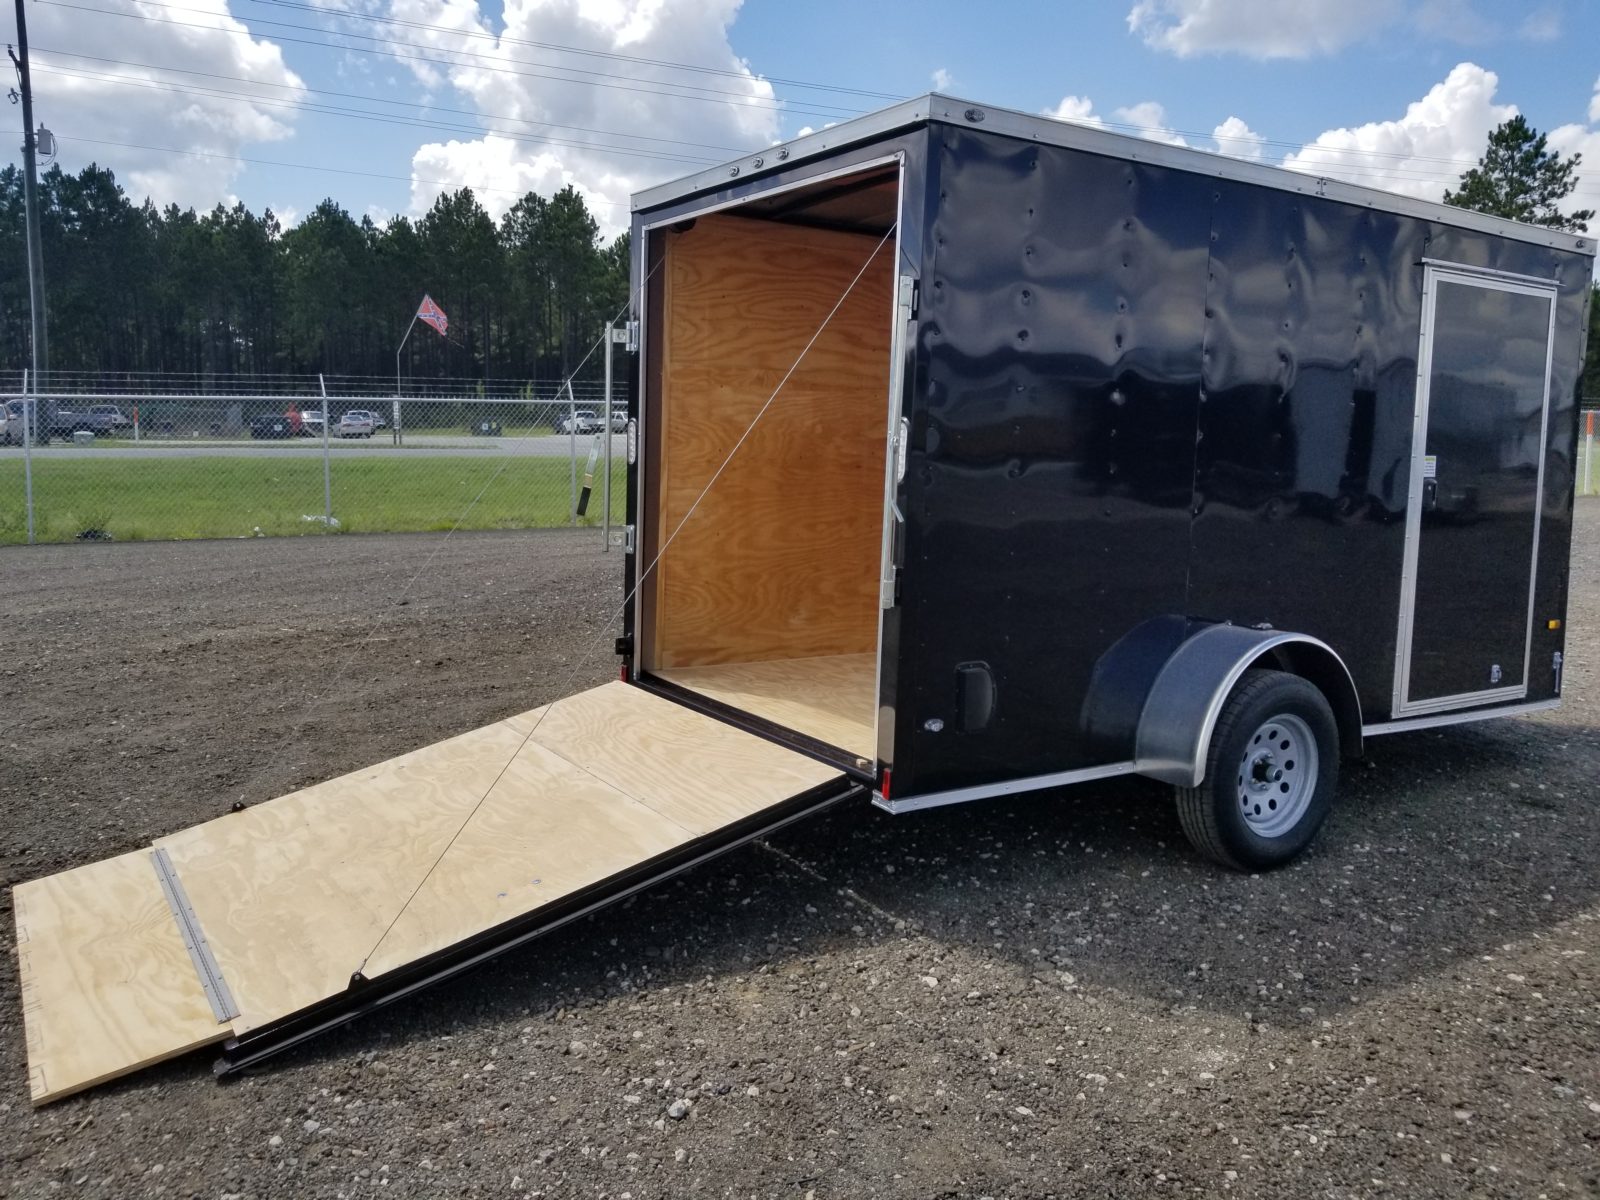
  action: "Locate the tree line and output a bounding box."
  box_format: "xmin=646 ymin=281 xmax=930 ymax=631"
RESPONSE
xmin=0 ymin=163 xmax=629 ymax=386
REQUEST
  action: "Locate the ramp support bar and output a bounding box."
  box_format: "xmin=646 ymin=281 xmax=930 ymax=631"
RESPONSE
xmin=213 ymin=777 xmax=864 ymax=1076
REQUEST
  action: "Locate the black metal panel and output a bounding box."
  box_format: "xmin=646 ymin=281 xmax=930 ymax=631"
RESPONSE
xmin=895 ymin=127 xmax=1211 ymax=795
xmin=1188 ymin=186 xmax=1589 ymax=718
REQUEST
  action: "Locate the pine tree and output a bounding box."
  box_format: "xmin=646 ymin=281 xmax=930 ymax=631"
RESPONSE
xmin=1444 ymin=115 xmax=1593 ymax=232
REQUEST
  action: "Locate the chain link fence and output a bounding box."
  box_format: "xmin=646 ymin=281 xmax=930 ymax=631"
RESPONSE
xmin=0 ymin=373 xmax=630 ymax=545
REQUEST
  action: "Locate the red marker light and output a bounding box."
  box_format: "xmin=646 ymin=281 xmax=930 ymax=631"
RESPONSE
xmin=879 ymin=768 xmax=892 ymax=800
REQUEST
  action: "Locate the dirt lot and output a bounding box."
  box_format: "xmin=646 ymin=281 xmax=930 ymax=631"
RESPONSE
xmin=3 ymin=507 xmax=1599 ymax=1199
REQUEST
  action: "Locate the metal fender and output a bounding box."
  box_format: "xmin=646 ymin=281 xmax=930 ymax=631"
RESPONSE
xmin=1134 ymin=625 xmax=1363 ymax=787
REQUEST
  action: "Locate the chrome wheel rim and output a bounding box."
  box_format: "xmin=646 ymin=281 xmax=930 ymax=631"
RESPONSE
xmin=1236 ymin=713 xmax=1317 ymax=838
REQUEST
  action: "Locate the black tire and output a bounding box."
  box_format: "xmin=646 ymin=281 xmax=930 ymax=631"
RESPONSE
xmin=1175 ymin=668 xmax=1340 ymax=871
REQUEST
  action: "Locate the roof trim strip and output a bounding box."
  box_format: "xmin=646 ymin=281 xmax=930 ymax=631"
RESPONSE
xmin=631 ymin=93 xmax=1594 ymax=258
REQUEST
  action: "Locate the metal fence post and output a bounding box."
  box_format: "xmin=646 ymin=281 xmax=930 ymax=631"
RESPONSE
xmin=567 ymin=382 xmax=577 ymax=525
xmin=1585 ymin=409 xmax=1595 ymax=497
xmin=320 ymin=374 xmax=332 ymax=523
xmin=22 ymin=367 xmax=35 ymax=544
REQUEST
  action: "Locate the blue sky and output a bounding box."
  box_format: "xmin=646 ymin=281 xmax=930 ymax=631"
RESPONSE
xmin=5 ymin=0 xmax=1598 ymax=241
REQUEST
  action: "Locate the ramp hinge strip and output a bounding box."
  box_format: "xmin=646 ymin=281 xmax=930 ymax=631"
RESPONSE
xmin=151 ymin=848 xmax=241 ymax=1024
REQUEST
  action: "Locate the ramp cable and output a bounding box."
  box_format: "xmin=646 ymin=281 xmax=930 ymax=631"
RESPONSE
xmin=355 ymin=222 xmax=899 ymax=979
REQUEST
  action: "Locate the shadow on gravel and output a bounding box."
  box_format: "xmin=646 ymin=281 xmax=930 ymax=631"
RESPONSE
xmin=173 ymin=706 xmax=1600 ymax=1090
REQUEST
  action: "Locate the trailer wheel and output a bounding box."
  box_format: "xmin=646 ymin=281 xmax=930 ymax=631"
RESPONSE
xmin=1174 ymin=669 xmax=1339 ymax=871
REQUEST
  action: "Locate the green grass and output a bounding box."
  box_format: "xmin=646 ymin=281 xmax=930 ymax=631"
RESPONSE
xmin=0 ymin=455 xmax=626 ymax=544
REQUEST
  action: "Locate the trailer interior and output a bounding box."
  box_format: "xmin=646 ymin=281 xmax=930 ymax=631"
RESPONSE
xmin=637 ymin=164 xmax=901 ymax=769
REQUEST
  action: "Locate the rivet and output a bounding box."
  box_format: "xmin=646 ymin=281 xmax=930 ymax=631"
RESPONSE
xmin=752 ymin=156 xmax=764 ymax=168
xmin=777 ymin=147 xmax=790 ymax=159
xmin=729 ymin=166 xmax=740 ymax=177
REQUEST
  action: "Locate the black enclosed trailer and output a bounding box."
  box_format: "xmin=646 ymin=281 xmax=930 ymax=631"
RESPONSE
xmin=619 ymin=92 xmax=1593 ymax=869
xmin=13 ymin=94 xmax=1594 ymax=1103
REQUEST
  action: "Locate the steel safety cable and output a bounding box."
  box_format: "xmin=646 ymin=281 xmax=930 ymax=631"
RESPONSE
xmin=226 ymin=263 xmax=662 ymax=809
xmin=355 ymin=222 xmax=899 ymax=978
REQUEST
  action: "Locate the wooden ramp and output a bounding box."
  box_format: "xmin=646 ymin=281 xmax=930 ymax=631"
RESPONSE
xmin=14 ymin=682 xmax=854 ymax=1104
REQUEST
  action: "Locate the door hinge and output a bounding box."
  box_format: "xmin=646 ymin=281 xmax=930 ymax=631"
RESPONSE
xmin=623 ymin=319 xmax=640 ymax=352
xmin=1554 ymin=650 xmax=1563 ymax=693
xmin=898 ymin=275 xmax=919 ymax=320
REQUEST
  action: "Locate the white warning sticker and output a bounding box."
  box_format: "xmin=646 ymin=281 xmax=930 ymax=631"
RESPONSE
xmin=1422 ymin=455 xmax=1437 ymax=479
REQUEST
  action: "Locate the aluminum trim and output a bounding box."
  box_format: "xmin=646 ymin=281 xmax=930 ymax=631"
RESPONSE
xmin=150 ymin=847 xmax=239 ymax=1024
xmin=871 ymin=162 xmax=910 ymax=774
xmin=632 ymin=94 xmax=1594 ymax=257
xmin=873 ymin=761 xmax=1138 ymax=814
xmin=638 ymin=153 xmax=906 ymax=232
xmin=1362 ymin=697 xmax=1559 ymax=736
xmin=1392 ymin=264 xmax=1558 ymax=716
xmin=1417 ymin=258 xmax=1562 ymax=286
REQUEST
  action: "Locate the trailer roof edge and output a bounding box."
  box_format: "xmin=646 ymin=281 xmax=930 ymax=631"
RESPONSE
xmin=631 ymin=93 xmax=1596 ymax=259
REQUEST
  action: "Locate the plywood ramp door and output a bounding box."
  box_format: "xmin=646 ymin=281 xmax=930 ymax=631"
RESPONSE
xmin=651 ymin=214 xmax=894 ymax=669
xmin=15 ymin=682 xmax=846 ymax=1104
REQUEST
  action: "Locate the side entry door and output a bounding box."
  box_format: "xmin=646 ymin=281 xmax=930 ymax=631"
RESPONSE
xmin=1392 ymin=263 xmax=1558 ymax=716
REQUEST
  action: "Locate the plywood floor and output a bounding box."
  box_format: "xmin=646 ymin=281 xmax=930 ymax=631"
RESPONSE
xmin=653 ymin=654 xmax=877 ymax=762
xmin=18 ymin=682 xmax=846 ymax=1102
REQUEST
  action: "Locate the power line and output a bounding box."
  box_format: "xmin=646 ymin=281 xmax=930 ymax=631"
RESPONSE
xmin=36 ymin=0 xmax=868 ymax=121
xmin=32 ymin=46 xmax=756 ymax=156
xmin=57 ymin=134 xmax=636 ymax=209
xmin=245 ymin=0 xmax=904 ymax=103
xmin=35 ymin=62 xmax=722 ymax=168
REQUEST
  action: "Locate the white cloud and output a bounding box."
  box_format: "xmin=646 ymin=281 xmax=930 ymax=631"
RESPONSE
xmin=1280 ymin=63 xmax=1514 ymax=201
xmin=931 ymin=67 xmax=953 ymax=92
xmin=389 ymin=0 xmax=777 ymax=238
xmin=1590 ymin=76 xmax=1600 ymax=125
xmin=26 ymin=0 xmax=304 ymax=208
xmin=1127 ymin=0 xmax=1393 ymax=58
xmin=274 ymin=204 xmax=301 ymax=229
xmin=1517 ymin=4 xmax=1562 ymax=41
xmin=1126 ymin=0 xmax=1527 ymax=58
xmin=1111 ymin=100 xmax=1188 ymax=146
xmin=1212 ymin=115 xmax=1264 ymax=160
xmin=1043 ymin=95 xmax=1186 ymax=146
xmin=1044 ymin=95 xmax=1101 ymax=125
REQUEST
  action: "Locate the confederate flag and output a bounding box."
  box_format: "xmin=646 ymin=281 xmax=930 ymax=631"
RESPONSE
xmin=417 ymin=294 xmax=448 ymax=336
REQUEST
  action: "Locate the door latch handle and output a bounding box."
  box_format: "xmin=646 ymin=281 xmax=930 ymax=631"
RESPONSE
xmin=1421 ymin=477 xmax=1438 ymax=511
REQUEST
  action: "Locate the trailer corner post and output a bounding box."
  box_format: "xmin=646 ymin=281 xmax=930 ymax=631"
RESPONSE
xmin=567 ymin=381 xmax=578 ymax=526
xmin=22 ymin=367 xmax=34 ymax=545
xmin=319 ymin=374 xmax=331 ymax=524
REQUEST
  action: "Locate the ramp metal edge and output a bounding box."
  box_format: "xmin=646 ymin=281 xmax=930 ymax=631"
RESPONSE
xmin=634 ymin=672 xmax=876 ymax=780
xmin=213 ymin=775 xmax=864 ymax=1076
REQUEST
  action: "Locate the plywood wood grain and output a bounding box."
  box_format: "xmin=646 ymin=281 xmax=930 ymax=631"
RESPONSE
xmin=156 ymin=683 xmax=840 ymax=1032
xmin=654 ymin=654 xmax=877 ymax=761
xmin=652 ymin=214 xmax=894 ymax=669
xmin=15 ymin=850 xmax=230 ymax=1105
xmin=525 ymin=681 xmax=842 ymax=835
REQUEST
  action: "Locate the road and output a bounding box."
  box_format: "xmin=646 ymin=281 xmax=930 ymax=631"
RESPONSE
xmin=0 ymin=432 xmax=627 ymax=459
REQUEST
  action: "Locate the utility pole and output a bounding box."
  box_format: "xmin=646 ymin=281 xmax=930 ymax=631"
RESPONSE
xmin=9 ymin=0 xmax=48 ymax=390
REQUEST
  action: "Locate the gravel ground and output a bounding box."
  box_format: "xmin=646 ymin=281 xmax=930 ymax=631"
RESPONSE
xmin=2 ymin=507 xmax=1599 ymax=1199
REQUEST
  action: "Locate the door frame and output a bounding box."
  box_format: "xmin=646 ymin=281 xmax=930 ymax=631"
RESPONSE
xmin=1390 ymin=260 xmax=1559 ymax=718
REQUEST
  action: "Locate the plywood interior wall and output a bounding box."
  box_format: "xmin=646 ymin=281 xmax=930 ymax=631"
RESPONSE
xmin=650 ymin=212 xmax=895 ymax=669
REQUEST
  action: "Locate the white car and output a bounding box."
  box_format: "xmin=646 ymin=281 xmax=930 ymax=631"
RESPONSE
xmin=1 ymin=398 xmax=26 ymax=445
xmin=558 ymin=409 xmax=601 ymax=435
xmin=338 ymin=410 xmax=376 ymax=438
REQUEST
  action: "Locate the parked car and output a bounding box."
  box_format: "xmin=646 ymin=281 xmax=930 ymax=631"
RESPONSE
xmin=338 ymin=410 xmax=375 ymax=438
xmin=609 ymin=409 xmax=629 ymax=433
xmin=249 ymin=413 xmax=298 ymax=439
xmin=1 ymin=398 xmax=26 ymax=445
xmin=299 ymin=410 xmax=327 ymax=437
xmin=557 ymin=409 xmax=601 ymax=435
xmin=84 ymin=404 xmax=133 ymax=435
